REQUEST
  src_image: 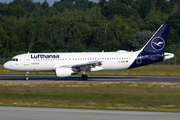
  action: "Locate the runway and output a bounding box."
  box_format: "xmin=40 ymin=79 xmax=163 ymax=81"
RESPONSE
xmin=0 ymin=106 xmax=180 ymax=120
xmin=0 ymin=76 xmax=180 ymax=120
xmin=0 ymin=74 xmax=180 ymax=83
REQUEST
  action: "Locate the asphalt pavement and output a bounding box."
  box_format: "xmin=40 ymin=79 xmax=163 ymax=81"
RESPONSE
xmin=0 ymin=74 xmax=180 ymax=83
xmin=0 ymin=106 xmax=180 ymax=120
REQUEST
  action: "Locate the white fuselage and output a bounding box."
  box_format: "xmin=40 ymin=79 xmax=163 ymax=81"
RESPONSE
xmin=4 ymin=51 xmax=139 ymax=72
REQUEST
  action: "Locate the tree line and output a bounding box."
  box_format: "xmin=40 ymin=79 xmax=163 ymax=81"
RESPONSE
xmin=0 ymin=0 xmax=180 ymax=58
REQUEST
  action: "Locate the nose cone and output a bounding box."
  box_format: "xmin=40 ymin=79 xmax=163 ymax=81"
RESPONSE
xmin=3 ymin=62 xmax=16 ymax=71
xmin=3 ymin=62 xmax=10 ymax=70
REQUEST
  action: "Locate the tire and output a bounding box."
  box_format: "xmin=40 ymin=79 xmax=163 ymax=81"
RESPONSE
xmin=25 ymin=77 xmax=29 ymax=81
xmin=82 ymin=75 xmax=88 ymax=80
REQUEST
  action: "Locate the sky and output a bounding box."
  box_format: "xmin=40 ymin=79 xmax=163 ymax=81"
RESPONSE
xmin=0 ymin=0 xmax=99 ymax=6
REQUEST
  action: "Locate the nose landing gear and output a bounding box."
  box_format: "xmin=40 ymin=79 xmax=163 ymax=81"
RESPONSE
xmin=25 ymin=72 xmax=29 ymax=80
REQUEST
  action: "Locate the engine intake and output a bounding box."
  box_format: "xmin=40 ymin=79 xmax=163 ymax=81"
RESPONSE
xmin=55 ymin=68 xmax=73 ymax=77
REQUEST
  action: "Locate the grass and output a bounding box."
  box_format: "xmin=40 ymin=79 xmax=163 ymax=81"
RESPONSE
xmin=1 ymin=65 xmax=180 ymax=76
xmin=1 ymin=65 xmax=180 ymax=112
xmin=0 ymin=81 xmax=180 ymax=112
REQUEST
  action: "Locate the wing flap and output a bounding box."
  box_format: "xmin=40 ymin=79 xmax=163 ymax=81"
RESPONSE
xmin=72 ymin=61 xmax=102 ymax=68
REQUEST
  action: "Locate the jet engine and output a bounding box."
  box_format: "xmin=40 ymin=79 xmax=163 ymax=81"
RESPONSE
xmin=55 ymin=68 xmax=74 ymax=77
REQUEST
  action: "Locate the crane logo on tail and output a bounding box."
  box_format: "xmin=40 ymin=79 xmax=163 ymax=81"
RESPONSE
xmin=151 ymin=37 xmax=165 ymax=51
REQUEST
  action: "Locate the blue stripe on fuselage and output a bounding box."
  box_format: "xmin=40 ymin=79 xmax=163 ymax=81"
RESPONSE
xmin=128 ymin=53 xmax=164 ymax=69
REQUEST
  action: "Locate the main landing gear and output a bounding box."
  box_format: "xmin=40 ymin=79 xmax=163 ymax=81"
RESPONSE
xmin=82 ymin=74 xmax=88 ymax=80
xmin=25 ymin=72 xmax=29 ymax=80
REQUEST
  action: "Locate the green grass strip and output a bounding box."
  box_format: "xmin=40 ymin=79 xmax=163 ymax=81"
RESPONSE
xmin=0 ymin=81 xmax=180 ymax=112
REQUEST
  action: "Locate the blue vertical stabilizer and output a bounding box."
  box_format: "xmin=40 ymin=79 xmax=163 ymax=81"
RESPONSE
xmin=140 ymin=24 xmax=171 ymax=54
xmin=129 ymin=24 xmax=171 ymax=69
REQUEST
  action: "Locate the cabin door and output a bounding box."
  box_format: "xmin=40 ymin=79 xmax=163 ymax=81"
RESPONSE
xmin=24 ymin=55 xmax=29 ymax=66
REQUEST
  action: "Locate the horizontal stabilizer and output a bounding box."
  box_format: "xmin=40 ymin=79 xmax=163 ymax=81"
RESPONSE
xmin=164 ymin=53 xmax=174 ymax=60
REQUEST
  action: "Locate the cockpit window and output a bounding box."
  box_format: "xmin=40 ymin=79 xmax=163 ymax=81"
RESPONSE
xmin=10 ymin=58 xmax=14 ymax=61
xmin=10 ymin=58 xmax=18 ymax=61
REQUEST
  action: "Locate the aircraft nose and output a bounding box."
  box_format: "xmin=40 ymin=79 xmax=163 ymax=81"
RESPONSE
xmin=3 ymin=62 xmax=9 ymax=70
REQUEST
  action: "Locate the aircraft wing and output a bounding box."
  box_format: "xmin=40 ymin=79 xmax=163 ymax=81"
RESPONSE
xmin=72 ymin=61 xmax=102 ymax=68
xmin=53 ymin=61 xmax=102 ymax=70
xmin=71 ymin=60 xmax=103 ymax=73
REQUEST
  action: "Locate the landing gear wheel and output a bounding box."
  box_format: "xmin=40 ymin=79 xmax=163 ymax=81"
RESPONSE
xmin=82 ymin=75 xmax=88 ymax=80
xmin=25 ymin=77 xmax=29 ymax=81
xmin=25 ymin=72 xmax=29 ymax=81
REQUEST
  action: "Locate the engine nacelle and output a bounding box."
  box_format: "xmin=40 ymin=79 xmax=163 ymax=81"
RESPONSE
xmin=91 ymin=66 xmax=104 ymax=72
xmin=55 ymin=68 xmax=73 ymax=77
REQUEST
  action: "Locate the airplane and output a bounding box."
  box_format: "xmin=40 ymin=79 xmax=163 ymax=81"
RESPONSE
xmin=3 ymin=24 xmax=174 ymax=80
